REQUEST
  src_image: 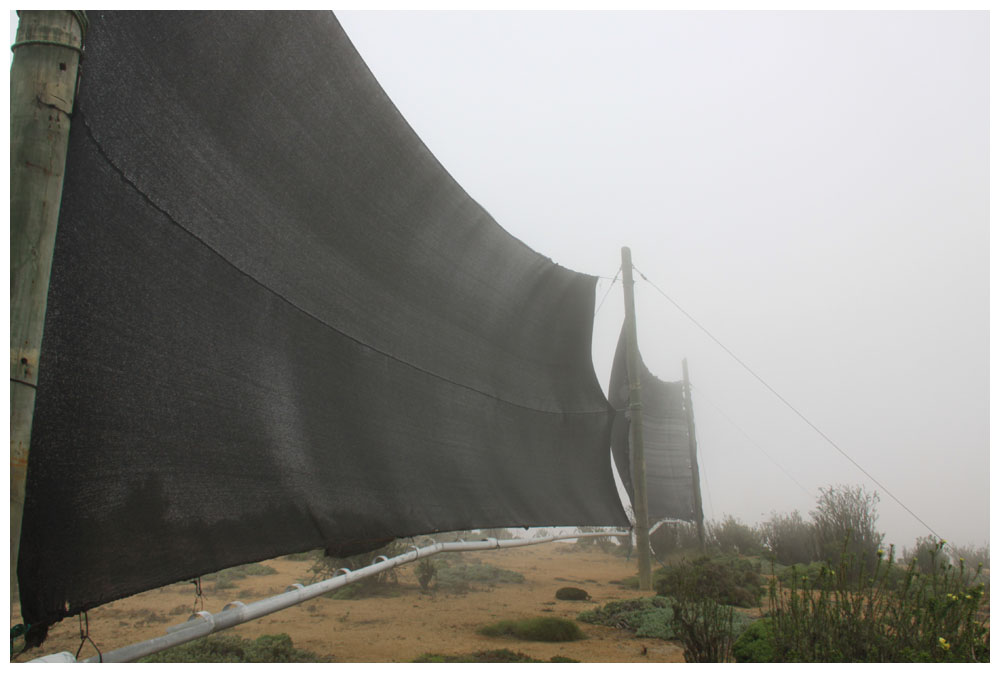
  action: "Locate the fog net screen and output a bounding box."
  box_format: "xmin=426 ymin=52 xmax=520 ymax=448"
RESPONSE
xmin=18 ymin=11 xmax=628 ymax=638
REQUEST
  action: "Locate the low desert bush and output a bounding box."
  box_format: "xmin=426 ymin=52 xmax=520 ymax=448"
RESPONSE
xmin=778 ymin=557 xmax=912 ymax=593
xmin=761 ymin=511 xmax=817 ymax=566
xmin=435 ymin=562 xmax=524 ymax=592
xmin=705 ymin=515 xmax=764 ymax=556
xmin=202 ymin=562 xmax=277 ymax=591
xmin=405 ymin=557 xmax=524 ymax=595
xmin=555 ymin=587 xmax=590 ymax=601
xmin=578 ymin=596 xmax=676 ymax=640
xmin=671 ymin=596 xmax=754 ymax=662
xmin=649 ymin=522 xmax=703 ymax=560
xmin=138 ymin=633 xmax=325 ymax=663
xmin=764 ymin=542 xmax=989 ymax=662
xmin=413 ymin=649 xmax=578 ymax=663
xmin=478 ymin=616 xmax=585 ymax=642
xmin=707 ymin=516 xmax=764 ymax=556
xmin=325 ymin=581 xmax=402 ymax=600
xmin=951 ymin=542 xmax=989 ymax=570
xmin=776 ymin=561 xmax=830 ymax=586
xmin=203 ymin=562 xmax=277 ymax=583
xmin=415 ymin=558 xmax=437 ymax=590
xmin=567 ymin=527 xmax=621 ymax=554
xmin=811 ymin=485 xmax=883 ymax=576
xmin=308 ymin=540 xmax=407 ymax=597
xmin=906 ymin=535 xmax=954 ymax=575
xmin=732 ymin=617 xmax=776 ymax=662
xmin=654 ymin=555 xmax=764 ymax=608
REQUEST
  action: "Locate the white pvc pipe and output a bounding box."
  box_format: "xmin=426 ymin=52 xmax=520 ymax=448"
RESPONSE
xmin=36 ymin=530 xmax=628 ymax=663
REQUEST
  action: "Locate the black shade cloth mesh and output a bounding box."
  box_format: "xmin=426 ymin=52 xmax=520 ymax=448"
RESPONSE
xmin=17 ymin=10 xmax=628 ymax=639
xmin=608 ymin=326 xmax=697 ymax=524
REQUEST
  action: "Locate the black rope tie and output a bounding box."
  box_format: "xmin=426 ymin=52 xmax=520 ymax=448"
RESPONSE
xmin=10 ymin=623 xmax=31 ymax=660
xmin=74 ymin=612 xmax=101 ymax=662
xmin=192 ymin=576 xmax=204 ymax=613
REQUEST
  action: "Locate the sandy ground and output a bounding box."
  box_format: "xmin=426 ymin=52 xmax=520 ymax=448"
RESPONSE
xmin=11 ymin=542 xmax=687 ymax=663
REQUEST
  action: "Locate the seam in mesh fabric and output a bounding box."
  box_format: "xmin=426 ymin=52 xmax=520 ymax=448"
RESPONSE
xmin=76 ymin=113 xmax=609 ymax=417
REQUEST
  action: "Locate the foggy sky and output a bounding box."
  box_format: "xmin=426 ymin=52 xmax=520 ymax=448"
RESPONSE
xmin=7 ymin=10 xmax=989 ymax=551
xmin=335 ymin=10 xmax=989 ymax=550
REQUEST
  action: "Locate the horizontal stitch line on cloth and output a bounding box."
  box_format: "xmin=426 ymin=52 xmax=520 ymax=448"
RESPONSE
xmin=77 ymin=113 xmax=608 ymax=417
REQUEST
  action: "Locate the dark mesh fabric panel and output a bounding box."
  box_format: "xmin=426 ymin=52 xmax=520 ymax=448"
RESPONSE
xmin=17 ymin=11 xmax=627 ymax=636
xmin=608 ymin=327 xmax=696 ymax=523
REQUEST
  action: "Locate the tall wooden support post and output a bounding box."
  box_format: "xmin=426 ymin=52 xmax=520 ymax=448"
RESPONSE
xmin=682 ymin=358 xmax=706 ymax=551
xmin=620 ymin=247 xmax=652 ymax=591
xmin=10 ymin=10 xmax=86 ymax=601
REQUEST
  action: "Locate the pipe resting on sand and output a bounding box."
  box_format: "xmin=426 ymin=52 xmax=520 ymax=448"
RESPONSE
xmin=30 ymin=529 xmax=628 ymax=663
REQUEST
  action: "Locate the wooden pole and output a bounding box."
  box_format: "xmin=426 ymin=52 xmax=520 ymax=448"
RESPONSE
xmin=620 ymin=247 xmax=652 ymax=591
xmin=10 ymin=10 xmax=87 ymax=602
xmin=682 ymin=358 xmax=706 ymax=551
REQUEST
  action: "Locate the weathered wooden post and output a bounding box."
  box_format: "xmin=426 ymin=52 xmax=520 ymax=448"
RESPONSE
xmin=10 ymin=9 xmax=87 ymax=600
xmin=620 ymin=247 xmax=651 ymax=591
xmin=682 ymin=358 xmax=706 ymax=551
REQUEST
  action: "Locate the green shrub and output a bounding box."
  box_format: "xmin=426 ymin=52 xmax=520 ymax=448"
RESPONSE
xmin=436 ymin=562 xmax=524 ymax=591
xmin=325 ymin=581 xmax=402 ymax=600
xmin=654 ymin=556 xmax=764 ymax=608
xmin=951 ymin=543 xmax=989 ymax=570
xmin=478 ymin=617 xmax=586 ymax=642
xmin=555 ymin=587 xmax=590 ymax=601
xmin=239 ymin=563 xmax=279 ymax=576
xmin=761 ymin=511 xmax=817 ymax=566
xmin=138 ymin=633 xmax=325 ymax=663
xmin=732 ymin=618 xmax=776 ymax=662
xmin=708 ymin=516 xmax=764 ymax=556
xmin=567 ymin=527 xmax=621 ymax=554
xmin=811 ymin=484 xmax=884 ymax=576
xmin=672 ymin=597 xmax=754 ymax=662
xmin=413 ymin=649 xmax=578 ymax=663
xmin=308 ymin=539 xmax=408 ymax=597
xmin=649 ymin=522 xmax=702 ymax=559
xmin=766 ymin=543 xmax=990 ymax=662
xmin=201 ymin=561 xmax=278 ymax=588
xmin=415 ymin=558 xmax=437 ymax=590
xmin=777 ymin=561 xmax=829 ymax=586
xmin=906 ymin=535 xmax=954 ymax=575
xmin=578 ymin=596 xmax=676 ymax=640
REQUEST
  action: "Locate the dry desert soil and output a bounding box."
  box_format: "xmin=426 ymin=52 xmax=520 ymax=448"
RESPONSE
xmin=11 ymin=541 xmax=691 ymax=663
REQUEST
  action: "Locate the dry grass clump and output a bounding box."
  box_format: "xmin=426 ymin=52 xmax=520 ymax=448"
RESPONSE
xmin=478 ymin=616 xmax=585 ymax=642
